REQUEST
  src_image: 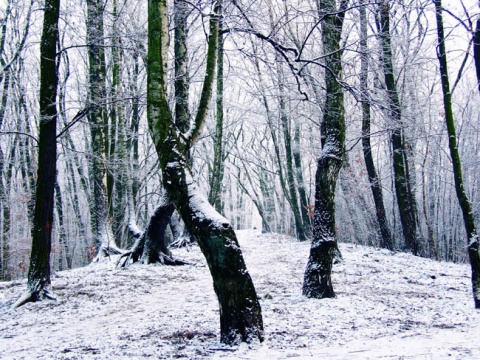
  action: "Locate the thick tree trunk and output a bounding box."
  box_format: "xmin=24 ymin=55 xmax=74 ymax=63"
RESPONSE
xmin=119 ymin=195 xmax=184 ymax=266
xmin=303 ymin=0 xmax=348 ymax=299
xmin=434 ymin=0 xmax=480 ymax=308
xmin=147 ymin=0 xmax=263 ymax=342
xmin=14 ymin=0 xmax=60 ymax=307
xmin=378 ymin=1 xmax=418 ymax=254
xmin=360 ymin=1 xmax=393 ymax=250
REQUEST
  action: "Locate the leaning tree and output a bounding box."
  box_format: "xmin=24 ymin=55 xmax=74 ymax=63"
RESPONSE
xmin=146 ymin=0 xmax=263 ymax=343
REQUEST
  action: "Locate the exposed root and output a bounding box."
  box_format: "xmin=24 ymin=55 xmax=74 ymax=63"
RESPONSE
xmin=12 ymin=288 xmax=56 ymax=309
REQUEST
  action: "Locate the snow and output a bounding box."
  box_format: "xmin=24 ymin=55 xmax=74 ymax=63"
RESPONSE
xmin=1 ymin=229 xmax=480 ymax=359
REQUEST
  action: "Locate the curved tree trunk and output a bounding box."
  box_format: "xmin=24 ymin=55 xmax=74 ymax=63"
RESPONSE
xmin=303 ymin=0 xmax=348 ymax=299
xmin=147 ymin=0 xmax=263 ymax=343
xmin=14 ymin=0 xmax=60 ymax=307
xmin=434 ymin=0 xmax=480 ymax=308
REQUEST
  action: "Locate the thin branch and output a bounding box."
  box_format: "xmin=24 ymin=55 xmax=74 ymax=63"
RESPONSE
xmin=0 ymin=131 xmax=39 ymax=144
xmin=56 ymin=106 xmax=91 ymax=139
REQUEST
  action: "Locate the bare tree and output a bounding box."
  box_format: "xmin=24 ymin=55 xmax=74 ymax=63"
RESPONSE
xmin=434 ymin=0 xmax=480 ymax=308
xmin=303 ymin=0 xmax=349 ymax=299
xmin=146 ymin=0 xmax=263 ymax=343
xmin=14 ymin=0 xmax=60 ymax=307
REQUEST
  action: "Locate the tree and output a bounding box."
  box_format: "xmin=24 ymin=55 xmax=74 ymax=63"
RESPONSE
xmin=434 ymin=0 xmax=480 ymax=308
xmin=147 ymin=0 xmax=263 ymax=343
xmin=377 ymin=0 xmax=418 ymax=254
xmin=14 ymin=0 xmax=60 ymax=307
xmin=86 ymin=0 xmax=122 ymax=258
xmin=359 ymin=0 xmax=393 ymax=250
xmin=302 ymin=0 xmax=349 ymax=299
xmin=208 ymin=0 xmax=225 ymax=214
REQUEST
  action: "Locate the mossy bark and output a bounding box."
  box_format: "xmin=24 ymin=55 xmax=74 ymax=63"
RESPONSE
xmin=147 ymin=0 xmax=264 ymax=342
xmin=360 ymin=1 xmax=393 ymax=250
xmin=303 ymin=0 xmax=348 ymax=299
xmin=434 ymin=0 xmax=480 ymax=308
xmin=378 ymin=1 xmax=418 ymax=254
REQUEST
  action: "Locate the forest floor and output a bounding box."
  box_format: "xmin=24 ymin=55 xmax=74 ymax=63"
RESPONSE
xmin=1 ymin=229 xmax=479 ymax=359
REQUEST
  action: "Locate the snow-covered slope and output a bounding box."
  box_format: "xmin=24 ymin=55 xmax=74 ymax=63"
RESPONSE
xmin=1 ymin=230 xmax=479 ymax=359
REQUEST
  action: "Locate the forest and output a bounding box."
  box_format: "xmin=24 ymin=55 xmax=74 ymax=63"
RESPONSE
xmin=1 ymin=0 xmax=480 ymax=347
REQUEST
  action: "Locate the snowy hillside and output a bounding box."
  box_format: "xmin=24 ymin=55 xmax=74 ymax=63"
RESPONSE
xmin=1 ymin=230 xmax=479 ymax=359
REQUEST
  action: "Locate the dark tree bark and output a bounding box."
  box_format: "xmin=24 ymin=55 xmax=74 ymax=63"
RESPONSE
xmin=14 ymin=0 xmax=60 ymax=307
xmin=359 ymin=0 xmax=393 ymax=250
xmin=147 ymin=0 xmax=263 ymax=343
xmin=474 ymin=4 xmax=480 ymax=94
xmin=118 ymin=195 xmax=187 ymax=266
xmin=303 ymin=0 xmax=349 ymax=299
xmin=377 ymin=0 xmax=418 ymax=254
xmin=208 ymin=0 xmax=225 ymax=214
xmin=434 ymin=0 xmax=480 ymax=308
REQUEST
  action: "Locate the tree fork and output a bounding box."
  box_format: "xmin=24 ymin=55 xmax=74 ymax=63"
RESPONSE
xmin=147 ymin=0 xmax=264 ymax=342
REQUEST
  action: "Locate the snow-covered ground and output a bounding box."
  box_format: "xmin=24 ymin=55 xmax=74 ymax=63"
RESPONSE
xmin=1 ymin=229 xmax=479 ymax=359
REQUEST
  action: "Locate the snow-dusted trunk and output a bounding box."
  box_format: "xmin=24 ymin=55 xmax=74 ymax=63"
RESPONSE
xmin=147 ymin=0 xmax=263 ymax=343
xmin=142 ymin=199 xmax=174 ymax=262
xmin=434 ymin=0 xmax=480 ymax=308
xmin=377 ymin=1 xmax=418 ymax=254
xmin=86 ymin=0 xmax=121 ymax=257
xmin=359 ymin=1 xmax=393 ymax=250
xmin=303 ymin=0 xmax=348 ymax=299
xmin=15 ymin=0 xmax=60 ymax=307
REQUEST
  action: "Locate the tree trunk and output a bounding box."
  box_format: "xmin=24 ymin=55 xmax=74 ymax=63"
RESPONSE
xmin=293 ymin=122 xmax=312 ymax=237
xmin=14 ymin=0 xmax=60 ymax=307
xmin=303 ymin=0 xmax=348 ymax=299
xmin=86 ymin=0 xmax=121 ymax=257
xmin=209 ymin=0 xmax=225 ymax=214
xmin=147 ymin=0 xmax=263 ymax=343
xmin=434 ymin=0 xmax=480 ymax=308
xmin=359 ymin=0 xmax=393 ymax=250
xmin=54 ymin=177 xmax=69 ymax=270
xmin=377 ymin=0 xmax=418 ymax=254
xmin=474 ymin=6 xmax=480 ymax=94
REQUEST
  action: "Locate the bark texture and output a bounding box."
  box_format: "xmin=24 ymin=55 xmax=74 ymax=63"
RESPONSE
xmin=360 ymin=1 xmax=393 ymax=250
xmin=147 ymin=0 xmax=263 ymax=343
xmin=434 ymin=0 xmax=480 ymax=308
xmin=303 ymin=0 xmax=348 ymax=299
xmin=15 ymin=0 xmax=60 ymax=307
xmin=378 ymin=1 xmax=418 ymax=254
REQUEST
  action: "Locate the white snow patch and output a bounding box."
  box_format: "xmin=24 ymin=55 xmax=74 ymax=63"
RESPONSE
xmin=1 ymin=229 xmax=479 ymax=359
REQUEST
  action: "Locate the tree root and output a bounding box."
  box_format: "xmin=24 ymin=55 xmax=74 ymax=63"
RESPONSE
xmin=12 ymin=288 xmax=56 ymax=309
